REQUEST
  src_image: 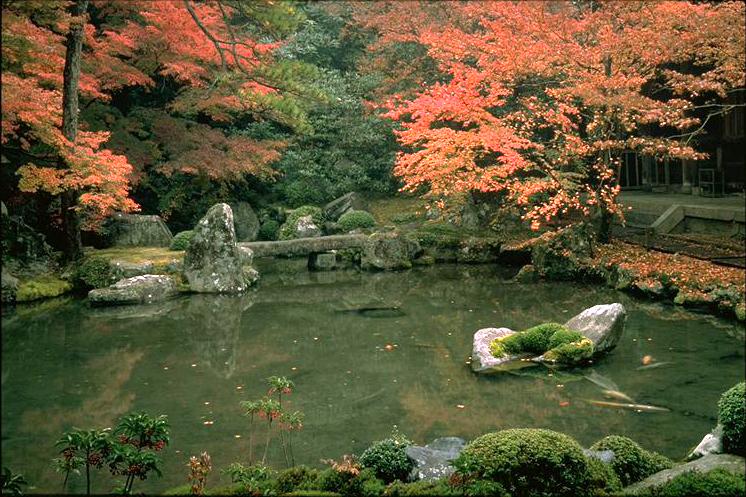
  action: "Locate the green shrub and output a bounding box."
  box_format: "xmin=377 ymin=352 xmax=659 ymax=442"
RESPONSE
xmin=318 ymin=467 xmax=383 ymax=497
xmin=258 ymin=220 xmax=280 ymax=241
xmin=384 ymin=479 xmax=461 ymax=496
xmin=585 ymin=457 xmax=622 ymax=495
xmin=338 ymin=210 xmax=376 ymax=232
xmin=718 ymin=382 xmax=745 ymax=455
xmin=453 ymin=428 xmax=593 ymax=497
xmin=76 ymin=257 xmax=114 ymax=289
xmin=169 ymin=230 xmax=194 ymax=251
xmin=275 ymin=466 xmax=320 ymax=494
xmin=589 ymin=436 xmax=673 ymax=487
xmin=636 ymin=468 xmax=745 ymax=497
xmin=16 ymin=276 xmax=72 ymax=302
xmin=462 ymin=479 xmax=509 ymax=497
xmin=360 ymin=431 xmax=414 ymax=483
xmin=279 ymin=205 xmax=324 ymax=240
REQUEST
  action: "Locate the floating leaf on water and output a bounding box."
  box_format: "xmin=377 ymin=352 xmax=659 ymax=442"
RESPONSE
xmin=203 ymin=421 xmax=214 ymax=425
xmin=559 ymin=401 xmax=570 ymax=407
xmin=456 ymin=404 xmax=465 ymax=409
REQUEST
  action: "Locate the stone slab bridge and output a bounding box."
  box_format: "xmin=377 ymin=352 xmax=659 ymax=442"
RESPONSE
xmin=238 ymin=234 xmax=367 ymax=258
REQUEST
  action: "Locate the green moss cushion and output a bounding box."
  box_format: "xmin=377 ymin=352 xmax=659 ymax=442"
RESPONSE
xmin=590 ymin=435 xmax=673 ymax=486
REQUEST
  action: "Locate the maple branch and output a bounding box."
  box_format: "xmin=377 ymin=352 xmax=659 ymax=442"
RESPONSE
xmin=183 ymin=0 xmax=227 ymax=72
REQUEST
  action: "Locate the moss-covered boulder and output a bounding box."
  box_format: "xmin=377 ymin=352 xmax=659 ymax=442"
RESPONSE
xmin=104 ymin=213 xmax=173 ymax=247
xmin=622 ymin=454 xmax=745 ymax=495
xmin=531 ymin=223 xmax=594 ymax=280
xmin=1 ymin=268 xmax=19 ymax=304
xmin=279 ymin=206 xmax=324 ymax=240
xmin=590 ymin=435 xmax=673 ymax=487
xmin=16 ymin=275 xmax=72 ymax=302
xmin=230 ymin=201 xmax=260 ymax=242
xmin=184 ymin=203 xmax=259 ymax=293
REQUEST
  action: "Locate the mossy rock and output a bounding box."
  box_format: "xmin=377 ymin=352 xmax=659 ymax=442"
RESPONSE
xmin=590 ymin=435 xmax=673 ymax=487
xmin=279 ymin=205 xmax=324 ymax=240
xmin=489 ymin=322 xmax=593 ymax=365
xmin=16 ymin=275 xmax=72 ymax=302
xmin=630 ymin=468 xmax=745 ymax=497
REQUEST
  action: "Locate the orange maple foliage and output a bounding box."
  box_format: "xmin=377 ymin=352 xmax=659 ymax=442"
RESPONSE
xmin=358 ymin=1 xmax=746 ymax=230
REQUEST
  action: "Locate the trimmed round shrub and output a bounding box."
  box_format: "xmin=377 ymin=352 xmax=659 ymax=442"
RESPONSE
xmin=338 ymin=210 xmax=376 ymax=232
xmin=317 ymin=467 xmax=382 ymax=497
xmin=718 ymin=382 xmax=745 ymax=455
xmin=169 ymin=230 xmax=194 ymax=251
xmin=275 ymin=466 xmax=320 ymax=494
xmin=638 ymin=468 xmax=745 ymax=497
xmin=76 ymin=257 xmax=114 ymax=289
xmin=360 ymin=437 xmax=414 ymax=483
xmin=585 ymin=457 xmax=622 ymax=495
xmin=590 ymin=435 xmax=673 ymax=487
xmin=453 ymin=428 xmax=593 ymax=497
xmin=258 ymin=220 xmax=280 ymax=241
xmin=279 ymin=205 xmax=324 ymax=240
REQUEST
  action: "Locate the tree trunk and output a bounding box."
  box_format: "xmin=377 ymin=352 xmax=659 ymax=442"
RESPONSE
xmin=60 ymin=0 xmax=89 ymax=261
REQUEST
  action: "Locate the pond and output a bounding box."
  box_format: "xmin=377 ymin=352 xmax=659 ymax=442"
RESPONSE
xmin=2 ymin=262 xmax=744 ymax=494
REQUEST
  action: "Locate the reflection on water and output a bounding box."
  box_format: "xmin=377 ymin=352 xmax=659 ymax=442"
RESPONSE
xmin=2 ymin=263 xmax=744 ymax=493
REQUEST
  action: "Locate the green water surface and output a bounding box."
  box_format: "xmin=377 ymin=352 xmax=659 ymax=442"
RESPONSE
xmin=2 ymin=262 xmax=744 ymax=493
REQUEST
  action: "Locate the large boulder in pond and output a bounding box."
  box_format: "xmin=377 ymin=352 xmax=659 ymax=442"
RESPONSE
xmin=471 ymin=327 xmax=535 ymax=373
xmin=105 ymin=213 xmax=173 ymax=247
xmin=471 ymin=303 xmax=626 ymax=374
xmin=564 ymin=303 xmax=626 ymax=354
xmin=323 ymin=192 xmax=368 ymax=222
xmin=88 ymin=274 xmax=178 ymax=306
xmin=229 ymin=201 xmax=260 ymax=242
xmin=407 ymin=437 xmax=466 ymax=482
xmin=183 ymin=203 xmax=259 ymax=293
xmin=361 ymin=232 xmax=421 ymax=271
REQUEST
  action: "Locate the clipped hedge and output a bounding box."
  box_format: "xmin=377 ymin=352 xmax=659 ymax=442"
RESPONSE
xmin=590 ymin=435 xmax=673 ymax=487
xmin=718 ymin=382 xmax=745 ymax=455
xmin=360 ymin=435 xmax=414 ymax=484
xmin=338 ymin=210 xmax=376 ymax=232
xmin=169 ymin=230 xmax=194 ymax=251
xmin=453 ymin=428 xmax=594 ymax=497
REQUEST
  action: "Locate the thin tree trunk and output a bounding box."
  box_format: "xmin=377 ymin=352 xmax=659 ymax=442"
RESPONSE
xmin=60 ymin=0 xmax=89 ymax=261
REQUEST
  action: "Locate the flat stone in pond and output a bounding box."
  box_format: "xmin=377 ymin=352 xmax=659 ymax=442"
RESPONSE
xmin=406 ymin=437 xmax=466 ymax=481
xmin=89 ymin=274 xmax=178 ymax=306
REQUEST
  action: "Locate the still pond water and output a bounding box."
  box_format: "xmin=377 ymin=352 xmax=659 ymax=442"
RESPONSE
xmin=2 ymin=262 xmax=744 ymax=493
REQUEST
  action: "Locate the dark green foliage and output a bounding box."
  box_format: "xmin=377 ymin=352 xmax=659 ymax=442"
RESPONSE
xmin=585 ymin=457 xmax=622 ymax=495
xmin=275 ymin=466 xmax=321 ymax=494
xmin=223 ymin=463 xmax=276 ymax=496
xmin=636 ymin=469 xmax=745 ymax=497
xmin=543 ymin=337 xmax=594 ymax=364
xmin=384 ymin=479 xmax=461 ymax=496
xmin=453 ymin=428 xmax=593 ymax=497
xmin=490 ymin=323 xmax=593 ymax=364
xmin=76 ymin=257 xmax=114 ymax=289
xmin=279 ymin=205 xmax=324 ymax=240
xmin=515 ymin=322 xmax=569 ymax=354
xmin=414 ymin=223 xmax=462 ymax=248
xmin=360 ymin=435 xmax=414 ymax=484
xmin=590 ymin=435 xmax=673 ymax=487
xmin=462 ymin=479 xmax=509 ymax=497
xmin=317 ymin=467 xmax=383 ymax=497
xmin=169 ymin=230 xmax=194 ymax=251
xmin=258 ymin=220 xmax=281 ymax=241
xmin=1 ymin=467 xmax=28 ymax=496
xmin=338 ymin=210 xmax=376 ymax=232
xmin=718 ymin=382 xmax=745 ymax=455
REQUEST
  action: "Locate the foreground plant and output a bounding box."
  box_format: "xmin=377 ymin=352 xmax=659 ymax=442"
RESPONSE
xmin=1 ymin=467 xmax=28 ymax=496
xmin=186 ymin=452 xmax=212 ymax=495
xmin=109 ymin=412 xmax=170 ymax=494
xmin=54 ymin=428 xmax=112 ymax=495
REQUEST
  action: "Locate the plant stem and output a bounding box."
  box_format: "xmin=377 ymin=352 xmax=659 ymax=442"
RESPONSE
xmin=85 ymin=450 xmax=90 ymax=495
xmin=280 ymin=429 xmax=289 ymax=468
xmin=288 ymin=433 xmax=295 ymax=466
xmin=262 ymin=419 xmax=272 ymax=464
xmin=248 ymin=413 xmax=254 ymax=464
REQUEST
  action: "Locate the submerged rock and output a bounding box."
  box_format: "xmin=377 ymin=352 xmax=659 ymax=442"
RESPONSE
xmin=184 ymin=203 xmax=259 ymax=293
xmin=622 ymin=454 xmax=746 ymax=495
xmin=406 ymin=437 xmax=466 ymax=482
xmin=472 ymin=303 xmax=627 ymax=374
xmin=105 ymin=213 xmax=173 ymax=247
xmin=88 ymin=274 xmax=178 ymax=306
